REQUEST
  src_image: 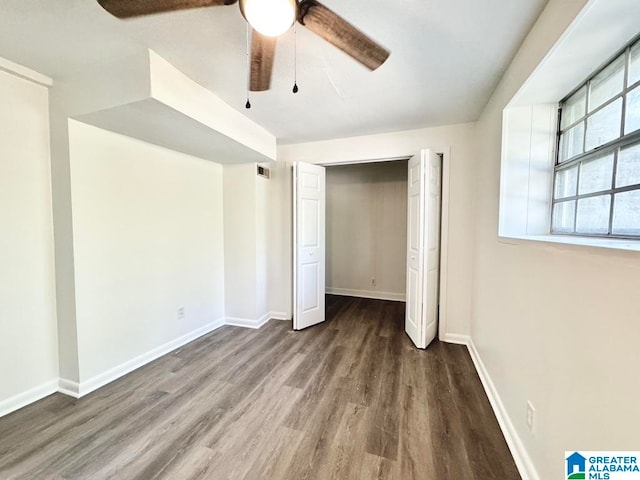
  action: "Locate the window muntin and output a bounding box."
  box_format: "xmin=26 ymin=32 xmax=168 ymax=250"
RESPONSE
xmin=616 ymin=143 xmax=640 ymax=187
xmin=588 ymin=55 xmax=625 ymax=112
xmin=629 ymin=40 xmax=640 ymax=86
xmin=552 ymin=200 xmax=576 ymax=233
xmin=612 ymin=190 xmax=640 ymax=235
xmin=578 ymin=153 xmax=614 ymax=195
xmin=561 ymin=86 xmax=587 ymax=129
xmin=554 ymin=166 xmax=578 ymax=199
xmin=552 ymin=36 xmax=640 ymax=238
xmin=584 ymin=98 xmax=623 ymax=151
xmin=626 ymin=85 xmax=640 ymax=134
xmin=576 ymin=195 xmax=611 ymax=234
xmin=559 ymin=123 xmax=585 ymax=162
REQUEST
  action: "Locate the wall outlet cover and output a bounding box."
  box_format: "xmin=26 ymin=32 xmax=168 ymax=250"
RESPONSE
xmin=526 ymin=400 xmax=535 ymax=433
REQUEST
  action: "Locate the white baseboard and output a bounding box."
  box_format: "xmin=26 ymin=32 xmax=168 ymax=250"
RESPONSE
xmin=226 ymin=311 xmax=291 ymax=328
xmin=326 ymin=287 xmax=406 ymax=302
xmin=441 ymin=333 xmax=470 ymax=345
xmin=466 ymin=338 xmax=539 ymax=480
xmin=225 ymin=312 xmax=270 ymax=329
xmin=6 ymin=312 xmax=297 ymax=416
xmin=1 ymin=318 xmax=536 ymax=480
xmin=57 ymin=378 xmax=80 ymax=398
xmin=69 ymin=317 xmax=226 ymax=398
xmin=59 ymin=313 xmax=286 ymax=401
xmin=0 ymin=379 xmax=59 ymax=418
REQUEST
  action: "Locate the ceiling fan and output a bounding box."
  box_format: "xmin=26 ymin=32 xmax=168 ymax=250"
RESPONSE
xmin=96 ymin=0 xmax=390 ymax=92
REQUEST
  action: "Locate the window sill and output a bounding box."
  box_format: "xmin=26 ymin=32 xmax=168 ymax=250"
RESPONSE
xmin=498 ymin=234 xmax=640 ymax=253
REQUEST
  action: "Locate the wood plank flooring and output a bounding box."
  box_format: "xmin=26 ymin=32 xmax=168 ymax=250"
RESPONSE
xmin=0 ymin=295 xmax=520 ymax=479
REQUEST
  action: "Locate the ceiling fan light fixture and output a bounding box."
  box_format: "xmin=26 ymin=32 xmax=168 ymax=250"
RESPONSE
xmin=240 ymin=0 xmax=296 ymax=37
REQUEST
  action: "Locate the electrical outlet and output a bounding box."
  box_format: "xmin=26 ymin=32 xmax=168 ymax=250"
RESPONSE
xmin=177 ymin=306 xmax=185 ymax=320
xmin=526 ymin=401 xmax=535 ymax=433
xmin=371 ymin=278 xmax=376 ymax=286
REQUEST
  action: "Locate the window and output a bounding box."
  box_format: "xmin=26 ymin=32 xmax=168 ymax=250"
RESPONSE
xmin=552 ymin=36 xmax=640 ymax=238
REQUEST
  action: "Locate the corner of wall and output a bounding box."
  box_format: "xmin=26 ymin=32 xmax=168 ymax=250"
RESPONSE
xmin=466 ymin=338 xmax=540 ymax=480
xmin=49 ymin=93 xmax=81 ymax=384
xmin=0 ymin=62 xmax=64 ymax=415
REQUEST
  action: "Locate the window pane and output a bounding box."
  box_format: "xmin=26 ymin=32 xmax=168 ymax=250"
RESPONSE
xmin=630 ymin=40 xmax=640 ymax=86
xmin=625 ymin=85 xmax=640 ymax=134
xmin=576 ymin=195 xmax=611 ymax=234
xmin=612 ymin=190 xmax=640 ymax=236
xmin=616 ymin=143 xmax=640 ymax=188
xmin=585 ymin=98 xmax=622 ymax=151
xmin=578 ymin=153 xmax=613 ymax=194
xmin=561 ymin=86 xmax=586 ymax=129
xmin=555 ymin=166 xmax=578 ymax=198
xmin=588 ymin=55 xmax=625 ymax=112
xmin=559 ymin=122 xmax=584 ymax=162
xmin=552 ymin=201 xmax=575 ymax=233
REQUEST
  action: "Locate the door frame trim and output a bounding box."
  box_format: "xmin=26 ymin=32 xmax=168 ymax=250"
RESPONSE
xmin=436 ymin=147 xmax=451 ymax=342
xmin=300 ymin=148 xmax=451 ymax=342
xmin=293 ymin=161 xmax=298 ymax=328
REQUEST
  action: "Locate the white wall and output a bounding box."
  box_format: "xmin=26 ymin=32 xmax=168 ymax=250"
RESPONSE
xmin=326 ymin=161 xmax=407 ymax=301
xmin=223 ymin=162 xmax=287 ymax=324
xmin=224 ymin=163 xmax=258 ymax=321
xmin=265 ymin=160 xmax=292 ymax=318
xmin=0 ymin=68 xmax=58 ymax=412
xmin=278 ymin=122 xmax=476 ymax=337
xmin=68 ymin=121 xmax=225 ymax=383
xmin=471 ymin=1 xmax=640 ymax=479
xmin=255 ymin=171 xmax=270 ymax=317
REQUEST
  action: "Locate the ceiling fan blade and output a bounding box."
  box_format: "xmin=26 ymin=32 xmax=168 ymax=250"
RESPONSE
xmin=250 ymin=31 xmax=277 ymax=92
xmin=298 ymin=0 xmax=390 ymax=71
xmin=97 ymin=0 xmax=237 ymax=18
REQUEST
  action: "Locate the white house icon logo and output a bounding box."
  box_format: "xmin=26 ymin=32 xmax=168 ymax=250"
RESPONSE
xmin=566 ymin=452 xmax=587 ymax=479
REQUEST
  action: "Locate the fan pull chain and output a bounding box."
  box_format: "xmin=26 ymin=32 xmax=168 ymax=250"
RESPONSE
xmin=292 ymin=24 xmax=299 ymax=94
xmin=245 ymin=24 xmax=251 ymax=109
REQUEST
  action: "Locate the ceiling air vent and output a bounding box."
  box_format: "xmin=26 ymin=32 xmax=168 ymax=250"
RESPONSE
xmin=257 ymin=165 xmax=270 ymax=179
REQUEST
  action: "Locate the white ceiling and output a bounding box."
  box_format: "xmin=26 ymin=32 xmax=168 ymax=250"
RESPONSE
xmin=0 ymin=0 xmax=548 ymax=144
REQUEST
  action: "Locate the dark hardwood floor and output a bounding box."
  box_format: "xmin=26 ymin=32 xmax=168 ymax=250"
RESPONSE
xmin=0 ymin=295 xmax=520 ymax=479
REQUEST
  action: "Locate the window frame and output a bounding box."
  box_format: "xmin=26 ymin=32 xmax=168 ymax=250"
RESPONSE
xmin=552 ymin=35 xmax=640 ymax=239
